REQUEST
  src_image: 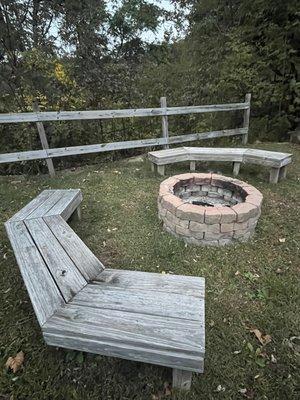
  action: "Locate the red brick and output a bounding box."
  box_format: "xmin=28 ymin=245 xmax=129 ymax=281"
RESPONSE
xmin=173 ymin=173 xmax=194 ymax=185
xmin=220 ymin=223 xmax=234 ymax=233
xmin=176 ymin=203 xmax=205 ymax=222
xmin=205 ymin=208 xmax=221 ymax=224
xmin=231 ymin=203 xmax=259 ymax=222
xmin=245 ymin=194 xmax=263 ymax=208
xmin=192 ymin=173 xmax=212 ymax=185
xmin=160 ymin=177 xmax=179 ymax=189
xmin=158 ymin=185 xmax=172 ymax=201
xmin=160 ymin=194 xmax=183 ymax=213
xmin=220 ymin=207 xmax=237 ymax=223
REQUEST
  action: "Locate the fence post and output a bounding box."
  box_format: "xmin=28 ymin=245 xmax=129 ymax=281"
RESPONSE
xmin=242 ymin=93 xmax=251 ymax=145
xmin=32 ymin=101 xmax=55 ymax=177
xmin=160 ymin=96 xmax=169 ymax=149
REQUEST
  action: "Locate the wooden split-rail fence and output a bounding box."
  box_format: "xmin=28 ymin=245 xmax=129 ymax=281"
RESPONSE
xmin=0 ymin=94 xmax=251 ymax=177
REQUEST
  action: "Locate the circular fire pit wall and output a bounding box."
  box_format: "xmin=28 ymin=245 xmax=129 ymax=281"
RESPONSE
xmin=158 ymin=173 xmax=263 ymax=246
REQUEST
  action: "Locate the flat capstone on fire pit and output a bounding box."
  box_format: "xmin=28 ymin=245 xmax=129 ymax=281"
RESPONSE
xmin=158 ymin=173 xmax=263 ymax=246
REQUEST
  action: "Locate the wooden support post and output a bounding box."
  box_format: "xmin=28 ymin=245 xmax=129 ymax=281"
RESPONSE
xmin=190 ymin=160 xmax=196 ymax=172
xmin=279 ymin=166 xmax=287 ymax=180
xmin=269 ymin=167 xmax=280 ymax=184
xmin=70 ymin=205 xmax=82 ymax=222
xmin=232 ymin=161 xmax=241 ymax=176
xmin=157 ymin=165 xmax=165 ymax=176
xmin=160 ymin=96 xmax=169 ymax=149
xmin=172 ymin=369 xmax=192 ymax=391
xmin=151 ymin=162 xmax=156 ymax=173
xmin=242 ymin=93 xmax=251 ymax=145
xmin=33 ymin=102 xmax=55 ymax=177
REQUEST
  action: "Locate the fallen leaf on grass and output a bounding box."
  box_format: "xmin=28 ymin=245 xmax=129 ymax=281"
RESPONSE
xmin=239 ymin=388 xmax=254 ymax=398
xmin=278 ymin=238 xmax=286 ymax=243
xmin=283 ymin=336 xmax=300 ymax=355
xmin=249 ymin=327 xmax=272 ymax=346
xmin=271 ymin=354 xmax=277 ymax=363
xmin=163 ymin=382 xmax=172 ymax=396
xmin=151 ymin=382 xmax=172 ymax=399
xmin=5 ymin=351 xmax=24 ymax=373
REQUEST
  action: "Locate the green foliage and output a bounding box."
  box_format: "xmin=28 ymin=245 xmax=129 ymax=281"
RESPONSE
xmin=0 ymin=0 xmax=299 ymax=174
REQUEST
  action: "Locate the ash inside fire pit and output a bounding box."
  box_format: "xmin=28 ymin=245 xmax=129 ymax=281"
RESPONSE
xmin=174 ymin=181 xmax=243 ymax=207
xmin=158 ymin=173 xmax=263 ymax=246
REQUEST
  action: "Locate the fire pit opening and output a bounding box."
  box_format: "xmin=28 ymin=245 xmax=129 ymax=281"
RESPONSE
xmin=158 ymin=173 xmax=263 ymax=246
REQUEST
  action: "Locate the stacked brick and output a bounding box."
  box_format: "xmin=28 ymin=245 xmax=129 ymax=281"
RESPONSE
xmin=158 ymin=173 xmax=263 ymax=246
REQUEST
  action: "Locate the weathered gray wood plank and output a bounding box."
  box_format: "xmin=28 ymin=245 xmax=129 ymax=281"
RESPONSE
xmin=43 ymin=304 xmax=205 ymax=371
xmin=0 ymin=102 xmax=249 ymax=124
xmin=148 ymin=147 xmax=292 ymax=181
xmin=160 ymin=97 xmax=169 ymax=149
xmin=173 ymin=369 xmax=194 ymax=390
xmin=72 ymin=284 xmax=204 ymax=321
xmin=25 ymin=191 xmax=65 ymax=219
xmin=242 ymin=93 xmax=251 ymax=144
xmin=43 ymin=189 xmax=82 ymax=220
xmin=92 ymin=268 xmax=205 ymax=297
xmin=33 ymin=101 xmax=55 ymax=177
xmin=8 ymin=190 xmax=54 ymax=222
xmin=0 ymin=129 xmax=248 ymax=165
xmin=0 ymin=149 xmax=48 ymax=164
xmin=44 ymin=214 xmax=104 ymax=280
xmin=4 ymin=221 xmax=64 ymax=326
xmin=24 ymin=218 xmax=87 ymax=301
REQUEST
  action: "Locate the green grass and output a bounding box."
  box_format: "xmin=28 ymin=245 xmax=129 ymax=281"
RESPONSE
xmin=0 ymin=142 xmax=299 ymax=400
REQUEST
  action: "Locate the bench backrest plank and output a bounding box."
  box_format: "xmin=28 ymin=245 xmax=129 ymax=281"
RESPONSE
xmin=24 ymin=218 xmax=87 ymax=301
xmin=5 ymin=221 xmax=64 ymax=325
xmin=44 ymin=214 xmax=105 ymax=280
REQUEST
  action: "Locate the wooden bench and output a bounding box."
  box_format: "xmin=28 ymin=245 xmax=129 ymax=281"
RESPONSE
xmin=148 ymin=147 xmax=292 ymax=183
xmin=5 ymin=189 xmax=205 ymax=390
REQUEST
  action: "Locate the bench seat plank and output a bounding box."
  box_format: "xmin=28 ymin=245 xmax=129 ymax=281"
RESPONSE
xmin=43 ymin=189 xmax=82 ymax=220
xmin=8 ymin=190 xmax=55 ymax=222
xmin=92 ymin=268 xmax=204 ymax=297
xmin=24 ymin=218 xmax=87 ymax=301
xmin=44 ymin=214 xmax=105 ymax=280
xmin=243 ymin=149 xmax=292 ymax=167
xmin=148 ymin=147 xmax=292 ymax=182
xmin=72 ymin=284 xmax=204 ymax=321
xmin=26 ymin=190 xmax=66 ymax=219
xmin=43 ymin=301 xmax=205 ymax=372
xmin=5 ymin=221 xmax=64 ymax=325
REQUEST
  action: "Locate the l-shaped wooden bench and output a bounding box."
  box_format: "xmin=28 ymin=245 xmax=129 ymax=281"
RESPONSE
xmin=148 ymin=147 xmax=292 ymax=183
xmin=5 ymin=189 xmax=205 ymax=390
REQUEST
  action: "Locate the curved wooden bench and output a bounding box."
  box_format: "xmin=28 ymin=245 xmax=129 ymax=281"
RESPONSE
xmin=5 ymin=189 xmax=205 ymax=390
xmin=148 ymin=147 xmax=292 ymax=183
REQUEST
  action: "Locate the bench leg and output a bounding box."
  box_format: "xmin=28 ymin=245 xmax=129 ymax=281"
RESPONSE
xmin=73 ymin=205 xmax=82 ymax=221
xmin=150 ymin=162 xmax=156 ymax=173
xmin=279 ymin=166 xmax=287 ymax=180
xmin=172 ymin=369 xmax=192 ymax=391
xmin=190 ymin=161 xmax=196 ymax=172
xmin=269 ymin=168 xmax=280 ymax=184
xmin=232 ymin=162 xmax=241 ymax=177
xmin=157 ymin=165 xmax=165 ymax=176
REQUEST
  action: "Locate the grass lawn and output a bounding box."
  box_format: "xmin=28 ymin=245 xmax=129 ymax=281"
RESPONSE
xmin=0 ymin=142 xmax=299 ymax=400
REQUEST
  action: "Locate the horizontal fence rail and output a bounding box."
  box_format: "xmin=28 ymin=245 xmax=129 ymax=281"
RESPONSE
xmin=0 ymin=102 xmax=249 ymax=124
xmin=0 ymin=95 xmax=251 ymax=176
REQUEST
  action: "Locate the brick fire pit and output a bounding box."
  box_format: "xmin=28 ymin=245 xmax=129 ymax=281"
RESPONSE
xmin=158 ymin=173 xmax=263 ymax=246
